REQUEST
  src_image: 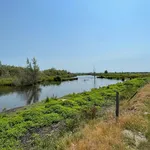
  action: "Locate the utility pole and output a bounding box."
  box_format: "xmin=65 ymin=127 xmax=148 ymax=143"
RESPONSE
xmin=93 ymin=66 xmax=96 ymax=88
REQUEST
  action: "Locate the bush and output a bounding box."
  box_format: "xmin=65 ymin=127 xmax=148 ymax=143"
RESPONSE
xmin=45 ymin=97 xmax=50 ymax=103
xmin=104 ymin=70 xmax=108 ymax=74
xmin=54 ymin=76 xmax=62 ymax=82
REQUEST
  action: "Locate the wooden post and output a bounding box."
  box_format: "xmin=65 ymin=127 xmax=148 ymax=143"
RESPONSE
xmin=116 ymin=91 xmax=119 ymax=119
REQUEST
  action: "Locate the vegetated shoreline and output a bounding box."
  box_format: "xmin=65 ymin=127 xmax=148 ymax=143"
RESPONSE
xmin=0 ymin=76 xmax=120 ymax=113
xmin=67 ymin=81 xmax=150 ymax=150
xmin=0 ymin=77 xmax=149 ymax=150
xmin=0 ymin=76 xmax=78 ymax=86
xmin=97 ymin=72 xmax=150 ymax=81
xmin=0 ymin=60 xmax=77 ymax=86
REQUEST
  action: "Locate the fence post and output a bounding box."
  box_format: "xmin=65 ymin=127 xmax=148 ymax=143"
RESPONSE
xmin=116 ymin=91 xmax=119 ymax=120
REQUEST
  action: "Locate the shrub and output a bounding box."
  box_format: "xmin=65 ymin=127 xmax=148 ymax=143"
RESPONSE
xmin=54 ymin=76 xmax=62 ymax=82
xmin=45 ymin=97 xmax=50 ymax=103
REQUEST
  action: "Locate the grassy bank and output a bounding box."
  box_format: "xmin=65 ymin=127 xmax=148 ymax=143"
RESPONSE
xmin=64 ymin=81 xmax=150 ymax=150
xmin=0 ymin=78 xmax=148 ymax=150
xmin=97 ymin=72 xmax=150 ymax=80
xmin=0 ymin=76 xmax=78 ymax=86
xmin=0 ymin=78 xmax=14 ymax=86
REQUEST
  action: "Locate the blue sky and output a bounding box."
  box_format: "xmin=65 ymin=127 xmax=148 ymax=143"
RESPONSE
xmin=0 ymin=0 xmax=150 ymax=72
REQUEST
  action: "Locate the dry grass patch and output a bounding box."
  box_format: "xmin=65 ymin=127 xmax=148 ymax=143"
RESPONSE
xmin=67 ymin=114 xmax=147 ymax=150
xmin=120 ymin=114 xmax=148 ymax=133
xmin=67 ymin=120 xmax=125 ymax=150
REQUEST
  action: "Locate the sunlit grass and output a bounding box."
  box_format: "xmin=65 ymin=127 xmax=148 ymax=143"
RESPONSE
xmin=0 ymin=78 xmax=148 ymax=149
xmin=66 ymin=83 xmax=150 ymax=150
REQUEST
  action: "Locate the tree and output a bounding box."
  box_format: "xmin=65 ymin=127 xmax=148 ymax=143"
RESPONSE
xmin=0 ymin=61 xmax=2 ymax=76
xmin=15 ymin=58 xmax=40 ymax=86
xmin=32 ymin=57 xmax=40 ymax=85
xmin=104 ymin=70 xmax=108 ymax=74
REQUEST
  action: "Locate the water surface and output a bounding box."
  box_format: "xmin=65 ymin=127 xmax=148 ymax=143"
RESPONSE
xmin=0 ymin=76 xmax=121 ymax=111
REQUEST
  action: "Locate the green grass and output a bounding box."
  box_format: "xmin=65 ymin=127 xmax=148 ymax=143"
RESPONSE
xmin=0 ymin=76 xmax=77 ymax=87
xmin=97 ymin=73 xmax=150 ymax=80
xmin=0 ymin=78 xmax=14 ymax=86
xmin=0 ymin=78 xmax=148 ymax=150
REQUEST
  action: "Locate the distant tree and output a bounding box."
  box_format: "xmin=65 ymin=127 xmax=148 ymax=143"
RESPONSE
xmin=0 ymin=61 xmax=2 ymax=76
xmin=32 ymin=58 xmax=40 ymax=84
xmin=26 ymin=57 xmax=40 ymax=85
xmin=0 ymin=61 xmax=25 ymax=78
xmin=54 ymin=76 xmax=62 ymax=82
xmin=104 ymin=70 xmax=108 ymax=74
xmin=43 ymin=68 xmax=74 ymax=78
xmin=15 ymin=58 xmax=40 ymax=86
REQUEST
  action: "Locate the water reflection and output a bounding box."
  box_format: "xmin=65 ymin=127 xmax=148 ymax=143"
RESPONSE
xmin=0 ymin=86 xmax=16 ymax=97
xmin=0 ymin=76 xmax=122 ymax=111
xmin=41 ymin=81 xmax=61 ymax=86
xmin=19 ymin=85 xmax=41 ymax=105
xmin=94 ymin=76 xmax=96 ymax=88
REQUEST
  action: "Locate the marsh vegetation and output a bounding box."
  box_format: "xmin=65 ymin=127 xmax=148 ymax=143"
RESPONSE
xmin=0 ymin=77 xmax=148 ymax=149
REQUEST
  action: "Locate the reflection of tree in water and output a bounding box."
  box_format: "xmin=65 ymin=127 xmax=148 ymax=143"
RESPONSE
xmin=41 ymin=81 xmax=61 ymax=86
xmin=19 ymin=85 xmax=41 ymax=105
xmin=0 ymin=86 xmax=16 ymax=96
xmin=94 ymin=76 xmax=96 ymax=88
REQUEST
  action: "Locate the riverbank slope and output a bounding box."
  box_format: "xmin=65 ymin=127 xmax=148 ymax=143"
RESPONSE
xmin=66 ymin=82 xmax=150 ymax=150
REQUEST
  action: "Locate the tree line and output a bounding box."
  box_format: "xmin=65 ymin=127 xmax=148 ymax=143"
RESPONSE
xmin=0 ymin=58 xmax=74 ymax=86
